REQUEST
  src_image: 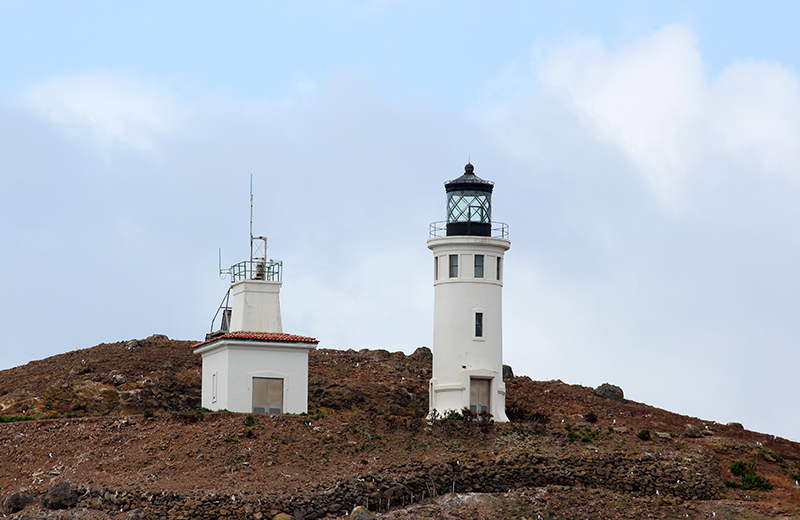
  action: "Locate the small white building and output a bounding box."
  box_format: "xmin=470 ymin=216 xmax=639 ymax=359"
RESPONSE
xmin=193 ymin=209 xmax=317 ymax=414
xmin=428 ymin=163 xmax=510 ymax=421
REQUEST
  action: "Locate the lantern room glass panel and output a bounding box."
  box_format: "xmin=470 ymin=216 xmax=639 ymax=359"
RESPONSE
xmin=446 ymin=190 xmax=491 ymax=224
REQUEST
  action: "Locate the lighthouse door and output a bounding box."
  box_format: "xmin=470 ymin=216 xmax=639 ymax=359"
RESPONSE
xmin=469 ymin=378 xmax=491 ymax=414
xmin=252 ymin=377 xmax=283 ymax=414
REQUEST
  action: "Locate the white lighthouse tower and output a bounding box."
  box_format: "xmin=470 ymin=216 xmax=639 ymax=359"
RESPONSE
xmin=193 ymin=183 xmax=318 ymax=414
xmin=428 ymin=163 xmax=510 ymax=422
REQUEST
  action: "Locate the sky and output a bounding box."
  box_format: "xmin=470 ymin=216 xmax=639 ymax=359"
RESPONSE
xmin=1 ymin=1 xmax=799 ymax=442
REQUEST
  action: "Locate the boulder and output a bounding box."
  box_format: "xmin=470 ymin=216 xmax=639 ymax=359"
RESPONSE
xmin=41 ymin=481 xmax=78 ymax=510
xmin=595 ymin=383 xmax=624 ymax=401
xmin=727 ymin=422 xmax=744 ymax=429
xmin=3 ymin=492 xmax=34 ymax=514
xmin=350 ymin=506 xmax=377 ymax=520
xmin=684 ymin=424 xmax=703 ymax=438
xmin=125 ymin=508 xmax=146 ymax=520
xmin=502 ymin=365 xmax=514 ymax=380
xmin=408 ymin=346 xmax=432 ymax=365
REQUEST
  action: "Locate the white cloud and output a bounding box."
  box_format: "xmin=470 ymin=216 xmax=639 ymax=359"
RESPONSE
xmin=709 ymin=60 xmax=800 ymax=181
xmin=26 ymin=73 xmax=188 ymax=151
xmin=536 ymin=25 xmax=706 ymax=207
xmin=491 ymin=24 xmax=800 ymax=209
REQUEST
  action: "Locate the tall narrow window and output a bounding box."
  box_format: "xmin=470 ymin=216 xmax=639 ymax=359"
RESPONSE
xmin=474 ymin=254 xmax=484 ymax=278
xmin=449 ymin=254 xmax=458 ymax=278
xmin=212 ymin=372 xmax=218 ymax=403
xmin=475 ymin=312 xmax=483 ymax=337
xmin=496 ymin=257 xmax=502 ymax=281
xmin=434 ymin=256 xmax=439 ymax=280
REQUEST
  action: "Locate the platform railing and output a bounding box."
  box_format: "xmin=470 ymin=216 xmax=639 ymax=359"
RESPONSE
xmin=230 ymin=259 xmax=283 ymax=282
xmin=429 ymin=221 xmax=509 ymax=239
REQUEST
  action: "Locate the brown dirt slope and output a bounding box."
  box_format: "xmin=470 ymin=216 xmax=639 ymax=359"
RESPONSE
xmin=1 ymin=338 xmax=800 ymax=519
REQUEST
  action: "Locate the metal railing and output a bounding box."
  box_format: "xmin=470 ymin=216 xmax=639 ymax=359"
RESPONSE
xmin=429 ymin=221 xmax=509 ymax=239
xmin=230 ymin=259 xmax=283 ymax=282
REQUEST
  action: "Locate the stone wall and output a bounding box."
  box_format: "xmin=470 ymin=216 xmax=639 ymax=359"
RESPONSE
xmin=10 ymin=452 xmax=724 ymax=520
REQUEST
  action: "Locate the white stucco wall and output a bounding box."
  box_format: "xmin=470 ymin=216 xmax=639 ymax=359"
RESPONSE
xmin=229 ymin=280 xmax=283 ymax=333
xmin=428 ymin=236 xmax=510 ymax=421
xmin=195 ymin=339 xmax=315 ymax=414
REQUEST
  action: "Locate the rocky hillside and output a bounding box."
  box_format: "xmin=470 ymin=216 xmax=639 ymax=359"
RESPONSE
xmin=1 ymin=337 xmax=800 ymax=519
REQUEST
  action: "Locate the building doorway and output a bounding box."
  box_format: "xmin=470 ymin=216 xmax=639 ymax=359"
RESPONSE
xmin=470 ymin=378 xmax=490 ymax=414
xmin=252 ymin=377 xmax=283 ymax=414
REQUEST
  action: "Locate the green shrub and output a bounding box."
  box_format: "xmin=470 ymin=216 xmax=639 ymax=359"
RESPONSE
xmin=244 ymin=414 xmax=255 ymax=427
xmin=725 ymin=460 xmax=772 ymax=491
xmin=143 ymin=409 xmax=154 ymax=418
xmin=244 ymin=429 xmax=254 ymax=439
xmin=0 ymin=415 xmax=35 ymax=423
xmin=637 ymin=429 xmax=651 ymax=441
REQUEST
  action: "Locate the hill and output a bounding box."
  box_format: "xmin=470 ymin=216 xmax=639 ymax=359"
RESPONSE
xmin=1 ymin=336 xmax=799 ymax=519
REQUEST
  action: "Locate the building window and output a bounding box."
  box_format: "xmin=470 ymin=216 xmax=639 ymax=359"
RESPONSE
xmin=496 ymin=257 xmax=502 ymax=281
xmin=212 ymin=372 xmax=218 ymax=403
xmin=434 ymin=256 xmax=439 ymax=280
xmin=470 ymin=378 xmax=490 ymax=414
xmin=449 ymin=254 xmax=458 ymax=278
xmin=474 ymin=254 xmax=484 ymax=278
xmin=475 ymin=312 xmax=483 ymax=337
xmin=252 ymin=377 xmax=284 ymax=414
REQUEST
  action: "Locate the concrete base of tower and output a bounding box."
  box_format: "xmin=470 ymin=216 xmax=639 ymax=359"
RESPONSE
xmin=429 ymin=368 xmax=508 ymax=422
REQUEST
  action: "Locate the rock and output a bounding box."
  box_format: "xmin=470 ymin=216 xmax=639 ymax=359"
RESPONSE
xmin=727 ymin=422 xmax=744 ymax=429
xmin=701 ymin=430 xmax=714 ymax=436
xmin=595 ymin=383 xmax=624 ymax=401
xmin=3 ymin=492 xmax=34 ymax=514
xmin=42 ymin=481 xmax=78 ymax=510
xmin=146 ymin=334 xmax=170 ymax=342
xmin=502 ymin=365 xmax=514 ymax=380
xmin=613 ymin=427 xmax=629 ymax=434
xmin=350 ymin=506 xmax=377 ymax=520
xmin=408 ymin=346 xmax=432 ymax=364
xmin=574 ymin=422 xmax=591 ymax=429
xmin=272 ymin=514 xmax=292 ymax=520
xmin=655 ymin=432 xmax=672 ymax=439
xmin=683 ymin=424 xmax=703 ymax=438
xmin=125 ymin=508 xmax=146 ymax=520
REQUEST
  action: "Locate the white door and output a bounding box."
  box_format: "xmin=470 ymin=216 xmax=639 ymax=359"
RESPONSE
xmin=470 ymin=378 xmax=490 ymax=414
xmin=253 ymin=377 xmax=283 ymax=414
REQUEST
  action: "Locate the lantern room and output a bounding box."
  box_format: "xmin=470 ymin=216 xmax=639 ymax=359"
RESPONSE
xmin=445 ymin=163 xmax=494 ymax=237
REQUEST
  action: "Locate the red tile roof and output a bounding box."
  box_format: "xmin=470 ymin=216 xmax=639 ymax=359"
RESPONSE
xmin=193 ymin=331 xmax=319 ymax=349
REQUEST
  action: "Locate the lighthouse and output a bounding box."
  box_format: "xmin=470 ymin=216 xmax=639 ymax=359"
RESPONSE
xmin=428 ymin=163 xmax=510 ymax=421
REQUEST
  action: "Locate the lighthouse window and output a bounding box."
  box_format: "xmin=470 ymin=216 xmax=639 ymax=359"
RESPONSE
xmin=434 ymin=256 xmax=439 ymax=280
xmin=474 ymin=255 xmax=484 ymax=278
xmin=449 ymin=254 xmax=458 ymax=278
xmin=475 ymin=312 xmax=483 ymax=337
xmin=496 ymin=257 xmax=502 ymax=281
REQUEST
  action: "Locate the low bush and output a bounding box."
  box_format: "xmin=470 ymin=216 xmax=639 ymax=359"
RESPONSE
xmin=725 ymin=460 xmax=772 ymax=491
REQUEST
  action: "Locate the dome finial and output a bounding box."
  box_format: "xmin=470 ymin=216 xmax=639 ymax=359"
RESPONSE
xmin=465 ymin=162 xmax=474 ymax=174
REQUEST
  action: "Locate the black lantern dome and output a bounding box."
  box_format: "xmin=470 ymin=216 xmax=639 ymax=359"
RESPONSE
xmin=444 ymin=163 xmax=494 ymax=237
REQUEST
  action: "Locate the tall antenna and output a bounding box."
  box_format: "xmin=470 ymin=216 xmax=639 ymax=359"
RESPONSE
xmin=250 ymin=173 xmax=254 ymax=262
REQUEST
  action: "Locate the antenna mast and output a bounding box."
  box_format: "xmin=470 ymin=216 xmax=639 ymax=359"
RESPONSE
xmin=250 ymin=174 xmax=254 ymax=262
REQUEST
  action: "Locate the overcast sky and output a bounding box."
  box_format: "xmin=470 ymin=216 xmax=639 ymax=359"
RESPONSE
xmin=1 ymin=1 xmax=799 ymax=442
